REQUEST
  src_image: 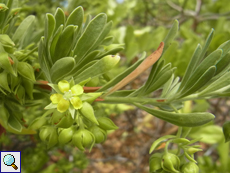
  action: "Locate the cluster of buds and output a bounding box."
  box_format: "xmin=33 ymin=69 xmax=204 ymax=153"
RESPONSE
xmin=29 ymin=79 xmax=118 ymax=150
xmin=149 ymin=136 xmax=202 ymax=173
xmin=149 ymin=152 xmax=199 ymax=173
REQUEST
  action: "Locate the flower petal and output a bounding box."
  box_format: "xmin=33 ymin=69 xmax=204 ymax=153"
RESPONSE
xmin=58 ymin=80 xmax=70 ymax=93
xmin=70 ymin=97 xmax=83 ymax=109
xmin=71 ymin=84 xmax=84 ymax=96
xmin=57 ymin=98 xmax=70 ymax=113
xmin=50 ymin=93 xmax=63 ymax=104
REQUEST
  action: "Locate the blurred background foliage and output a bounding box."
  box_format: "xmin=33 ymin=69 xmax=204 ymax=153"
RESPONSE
xmin=1 ymin=0 xmax=230 ymax=172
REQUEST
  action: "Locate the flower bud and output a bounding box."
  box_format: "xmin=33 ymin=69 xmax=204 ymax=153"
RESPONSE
xmin=39 ymin=126 xmax=58 ymax=148
xmin=51 ymin=110 xmax=74 ymax=128
xmin=161 ymin=153 xmax=180 ymax=173
xmin=58 ymin=126 xmax=74 ymax=145
xmin=97 ymin=117 xmax=118 ymax=130
xmin=72 ymin=129 xmax=95 ymax=151
xmin=181 ymin=162 xmax=199 ymax=173
xmin=89 ymin=126 xmax=107 ymax=143
xmin=187 ymin=147 xmax=202 ymax=155
xmin=29 ymin=117 xmax=47 ymax=130
xmin=149 ymin=153 xmax=163 ymax=172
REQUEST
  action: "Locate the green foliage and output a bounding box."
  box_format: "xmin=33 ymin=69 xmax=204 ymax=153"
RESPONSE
xmin=1 ymin=0 xmax=230 ymax=172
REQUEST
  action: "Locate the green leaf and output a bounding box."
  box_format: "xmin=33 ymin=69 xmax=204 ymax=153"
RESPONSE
xmin=179 ymin=44 xmax=202 ymax=90
xmin=179 ymin=66 xmax=216 ymax=98
xmin=101 ymin=36 xmax=114 ymax=46
xmin=53 ymin=25 xmax=75 ymax=62
xmin=218 ymin=40 xmax=230 ymax=58
xmin=87 ymin=21 xmax=113 ymax=55
xmin=161 ymin=74 xmax=174 ymax=97
xmin=73 ymin=13 xmax=107 ymax=62
xmin=66 ymin=6 xmax=83 ymax=27
xmin=199 ymin=71 xmax=230 ymax=96
xmin=80 ymin=102 xmax=98 ymax=125
xmin=74 ymin=55 xmax=120 ymax=84
xmin=140 ymin=60 xmax=165 ymax=94
xmin=145 ymin=69 xmax=173 ymax=95
xmin=8 ymin=114 xmax=22 ymax=132
xmin=223 ymin=121 xmax=230 ymax=142
xmin=47 ymin=83 xmax=62 ymax=94
xmin=199 ymin=28 xmax=215 ymax=61
xmin=0 ymin=104 xmax=10 ymax=126
xmin=50 ymin=25 xmax=64 ymax=58
xmin=163 ymin=20 xmax=179 ymax=53
xmin=215 ymin=52 xmax=230 ymax=76
xmin=50 ymin=57 xmax=75 ymax=83
xmin=134 ymin=103 xmax=215 ymax=127
xmin=17 ymin=61 xmax=35 ymax=82
xmin=96 ymin=46 xmax=124 ymax=59
xmin=98 ymin=52 xmax=145 ymax=92
xmin=44 ymin=103 xmax=57 ymax=110
xmin=54 ymin=8 xmax=65 ymax=32
xmin=12 ymin=15 xmax=35 ymax=44
xmin=44 ymin=13 xmax=56 ymax=46
xmin=180 ymin=49 xmax=222 ymax=93
xmin=38 ymin=37 xmax=51 ymax=81
xmin=0 ymin=52 xmax=15 ymax=75
xmin=75 ymin=50 xmax=100 ymax=68
xmin=149 ymin=135 xmax=176 ymax=154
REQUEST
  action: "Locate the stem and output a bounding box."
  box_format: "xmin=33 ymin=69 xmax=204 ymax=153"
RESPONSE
xmin=165 ymin=141 xmax=170 ymax=153
xmin=181 ymin=127 xmax=192 ymax=138
xmin=101 ymin=96 xmax=166 ymax=106
xmin=176 ymin=127 xmax=182 ymax=138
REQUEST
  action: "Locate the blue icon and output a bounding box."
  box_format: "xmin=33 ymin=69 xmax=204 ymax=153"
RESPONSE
xmin=3 ymin=154 xmax=18 ymax=170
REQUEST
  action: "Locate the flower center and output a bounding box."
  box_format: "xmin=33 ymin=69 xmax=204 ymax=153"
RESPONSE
xmin=63 ymin=90 xmax=73 ymax=100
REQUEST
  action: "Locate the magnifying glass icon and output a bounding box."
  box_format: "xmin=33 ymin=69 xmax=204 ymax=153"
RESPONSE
xmin=3 ymin=154 xmax=18 ymax=170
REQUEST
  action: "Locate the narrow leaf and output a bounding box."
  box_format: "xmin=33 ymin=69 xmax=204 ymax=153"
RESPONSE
xmin=134 ymin=103 xmax=215 ymax=127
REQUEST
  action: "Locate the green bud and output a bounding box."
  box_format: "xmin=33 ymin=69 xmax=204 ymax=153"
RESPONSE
xmin=223 ymin=121 xmax=230 ymax=142
xmin=80 ymin=102 xmax=99 ymax=125
xmin=187 ymin=147 xmax=202 ymax=155
xmin=39 ymin=126 xmax=58 ymax=148
xmin=149 ymin=153 xmax=163 ymax=172
xmin=89 ymin=126 xmax=107 ymax=143
xmin=0 ymin=34 xmax=14 ymax=47
xmin=51 ymin=110 xmax=73 ymax=128
xmin=22 ymin=77 xmax=34 ymax=99
xmin=181 ymin=162 xmax=199 ymax=173
xmin=51 ymin=109 xmax=64 ymax=124
xmin=15 ymin=85 xmax=25 ymax=104
xmin=161 ymin=153 xmax=180 ymax=173
xmin=56 ymin=112 xmax=74 ymax=128
xmin=17 ymin=62 xmax=35 ymax=82
xmin=97 ymin=117 xmax=118 ymax=130
xmin=29 ymin=117 xmax=47 ymax=130
xmin=58 ymin=126 xmax=74 ymax=145
xmin=72 ymin=129 xmax=95 ymax=151
xmin=0 ymin=3 xmax=8 ymax=12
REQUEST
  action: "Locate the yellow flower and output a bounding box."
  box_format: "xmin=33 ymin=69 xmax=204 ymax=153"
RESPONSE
xmin=50 ymin=80 xmax=83 ymax=113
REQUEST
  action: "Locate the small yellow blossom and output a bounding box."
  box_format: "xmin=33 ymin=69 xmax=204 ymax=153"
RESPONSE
xmin=50 ymin=80 xmax=83 ymax=113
